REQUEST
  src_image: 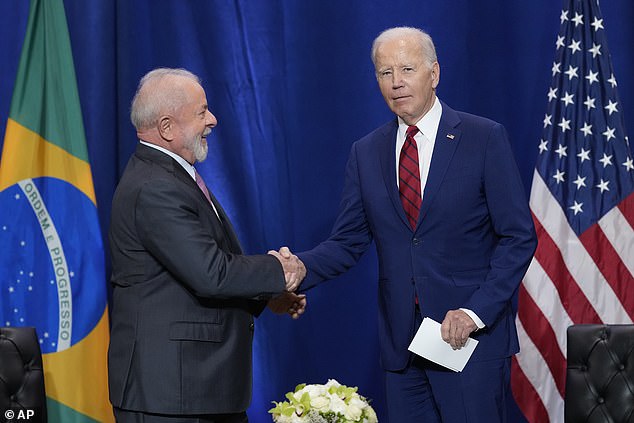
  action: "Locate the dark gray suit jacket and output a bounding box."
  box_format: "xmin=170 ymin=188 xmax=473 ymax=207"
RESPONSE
xmin=108 ymin=143 xmax=285 ymax=415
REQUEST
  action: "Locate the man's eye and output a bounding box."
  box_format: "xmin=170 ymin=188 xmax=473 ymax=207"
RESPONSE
xmin=403 ymin=67 xmax=414 ymax=73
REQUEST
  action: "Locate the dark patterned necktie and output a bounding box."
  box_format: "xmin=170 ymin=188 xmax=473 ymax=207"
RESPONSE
xmin=194 ymin=169 xmax=213 ymax=205
xmin=194 ymin=168 xmax=223 ymax=222
xmin=399 ymin=125 xmax=422 ymax=229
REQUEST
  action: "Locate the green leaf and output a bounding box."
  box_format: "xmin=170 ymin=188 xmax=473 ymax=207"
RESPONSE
xmin=269 ymin=401 xmax=297 ymax=417
xmin=280 ymin=403 xmax=296 ymax=417
xmin=299 ymin=392 xmax=312 ymax=411
xmin=268 ymin=401 xmax=290 ymax=415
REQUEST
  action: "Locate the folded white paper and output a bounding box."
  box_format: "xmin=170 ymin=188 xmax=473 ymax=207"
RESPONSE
xmin=408 ymin=317 xmax=479 ymax=372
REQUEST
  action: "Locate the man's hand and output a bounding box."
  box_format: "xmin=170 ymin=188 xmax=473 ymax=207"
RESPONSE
xmin=268 ymin=246 xmax=306 ymax=292
xmin=440 ymin=309 xmax=478 ymax=350
xmin=267 ymin=292 xmax=307 ymax=319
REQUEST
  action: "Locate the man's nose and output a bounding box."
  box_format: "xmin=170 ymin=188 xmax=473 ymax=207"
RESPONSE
xmin=391 ymin=71 xmax=404 ymax=88
xmin=206 ymin=110 xmax=217 ymax=127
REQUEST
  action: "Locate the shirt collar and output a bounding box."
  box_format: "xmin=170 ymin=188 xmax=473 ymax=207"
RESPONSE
xmin=139 ymin=140 xmax=197 ymax=180
xmin=398 ymin=96 xmax=442 ymax=141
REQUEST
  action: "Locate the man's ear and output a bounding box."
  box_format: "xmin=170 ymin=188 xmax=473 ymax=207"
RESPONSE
xmin=431 ymin=62 xmax=440 ymax=89
xmin=158 ymin=115 xmax=174 ymax=141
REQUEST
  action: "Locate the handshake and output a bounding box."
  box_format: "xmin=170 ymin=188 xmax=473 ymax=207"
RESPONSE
xmin=267 ymin=246 xmax=307 ymax=319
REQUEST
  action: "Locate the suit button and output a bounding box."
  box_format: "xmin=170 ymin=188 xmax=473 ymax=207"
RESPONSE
xmin=249 ymin=323 xmax=255 ymax=331
xmin=413 ymin=238 xmax=421 ymax=246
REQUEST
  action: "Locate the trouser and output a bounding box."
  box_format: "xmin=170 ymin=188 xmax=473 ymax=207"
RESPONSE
xmin=113 ymin=408 xmax=248 ymax=423
xmin=384 ymin=310 xmax=521 ymax=422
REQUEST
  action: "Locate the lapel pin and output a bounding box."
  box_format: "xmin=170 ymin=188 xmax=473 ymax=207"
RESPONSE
xmin=446 ymin=133 xmax=455 ymax=140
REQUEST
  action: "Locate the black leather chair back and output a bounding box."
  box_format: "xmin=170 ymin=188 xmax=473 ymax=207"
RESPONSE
xmin=0 ymin=327 xmax=47 ymax=423
xmin=566 ymin=324 xmax=634 ymax=423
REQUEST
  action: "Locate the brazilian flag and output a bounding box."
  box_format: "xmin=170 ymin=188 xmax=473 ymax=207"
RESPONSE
xmin=0 ymin=0 xmax=113 ymax=422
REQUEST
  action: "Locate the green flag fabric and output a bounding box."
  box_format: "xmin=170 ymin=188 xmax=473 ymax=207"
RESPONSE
xmin=0 ymin=0 xmax=113 ymax=421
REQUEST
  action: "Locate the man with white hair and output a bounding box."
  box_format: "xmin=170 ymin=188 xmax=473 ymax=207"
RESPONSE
xmin=291 ymin=27 xmax=537 ymax=422
xmin=108 ymin=68 xmax=305 ymax=423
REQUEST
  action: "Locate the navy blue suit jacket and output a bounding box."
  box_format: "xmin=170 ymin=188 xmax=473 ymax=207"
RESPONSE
xmin=298 ymin=102 xmax=537 ymax=371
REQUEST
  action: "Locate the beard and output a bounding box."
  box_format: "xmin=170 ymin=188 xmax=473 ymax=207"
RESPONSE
xmin=184 ymin=129 xmax=209 ymax=163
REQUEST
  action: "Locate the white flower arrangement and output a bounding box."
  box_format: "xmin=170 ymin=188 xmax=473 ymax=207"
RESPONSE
xmin=269 ymin=379 xmax=378 ymax=423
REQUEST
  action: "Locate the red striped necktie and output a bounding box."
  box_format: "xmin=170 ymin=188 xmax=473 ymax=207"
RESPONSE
xmin=399 ymin=125 xmax=422 ymax=229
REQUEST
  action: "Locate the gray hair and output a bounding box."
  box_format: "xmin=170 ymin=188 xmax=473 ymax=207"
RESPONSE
xmin=130 ymin=68 xmax=201 ymax=131
xmin=371 ymin=27 xmax=437 ymax=69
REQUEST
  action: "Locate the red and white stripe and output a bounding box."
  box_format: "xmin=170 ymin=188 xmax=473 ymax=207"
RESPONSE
xmin=512 ymin=170 xmax=634 ymax=422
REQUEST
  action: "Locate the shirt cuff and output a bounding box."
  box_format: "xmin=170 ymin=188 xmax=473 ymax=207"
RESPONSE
xmin=460 ymin=308 xmax=485 ymax=329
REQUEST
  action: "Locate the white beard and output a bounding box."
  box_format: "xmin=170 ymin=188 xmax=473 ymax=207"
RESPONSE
xmin=185 ymin=132 xmax=208 ymax=163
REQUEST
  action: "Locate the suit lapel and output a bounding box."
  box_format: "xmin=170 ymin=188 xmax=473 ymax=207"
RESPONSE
xmin=187 ymin=175 xmax=243 ymax=254
xmin=378 ymin=120 xmax=412 ymax=229
xmin=205 ymin=189 xmax=243 ymax=253
xmin=417 ymin=102 xmax=462 ymax=224
xmin=135 ymin=144 xmax=243 ymax=253
xmin=178 ymin=167 xmax=243 ymax=254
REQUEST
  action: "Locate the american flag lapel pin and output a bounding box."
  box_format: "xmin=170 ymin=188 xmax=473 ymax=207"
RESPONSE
xmin=446 ymin=133 xmax=455 ymax=140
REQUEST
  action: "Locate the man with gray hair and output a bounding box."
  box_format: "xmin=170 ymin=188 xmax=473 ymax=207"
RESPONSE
xmin=286 ymin=27 xmax=536 ymax=421
xmin=108 ymin=68 xmax=305 ymax=423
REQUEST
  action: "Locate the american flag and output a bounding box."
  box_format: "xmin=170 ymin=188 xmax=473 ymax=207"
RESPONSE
xmin=510 ymin=0 xmax=634 ymax=421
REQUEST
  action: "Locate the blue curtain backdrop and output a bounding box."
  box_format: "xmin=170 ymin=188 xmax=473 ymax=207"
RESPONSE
xmin=1 ymin=1 xmax=633 ymax=421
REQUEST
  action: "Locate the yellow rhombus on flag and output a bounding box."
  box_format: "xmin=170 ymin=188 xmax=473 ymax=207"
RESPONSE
xmin=0 ymin=0 xmax=113 ymax=422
